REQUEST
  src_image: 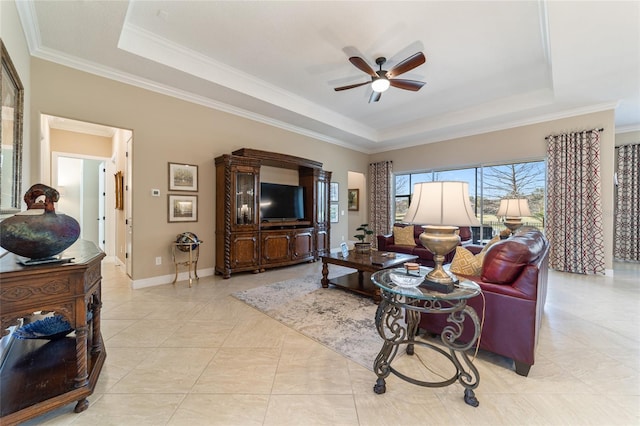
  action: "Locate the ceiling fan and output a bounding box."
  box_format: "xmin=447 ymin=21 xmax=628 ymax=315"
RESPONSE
xmin=334 ymin=52 xmax=426 ymax=103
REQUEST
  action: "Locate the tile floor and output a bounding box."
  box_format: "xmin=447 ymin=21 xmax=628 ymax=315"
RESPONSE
xmin=21 ymin=260 xmax=640 ymax=425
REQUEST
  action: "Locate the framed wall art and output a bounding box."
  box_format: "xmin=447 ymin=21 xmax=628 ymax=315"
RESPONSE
xmin=168 ymin=162 xmax=198 ymax=192
xmin=330 ymin=203 xmax=339 ymax=223
xmin=330 ymin=182 xmax=339 ymax=202
xmin=114 ymin=171 xmax=124 ymax=210
xmin=348 ymin=188 xmax=359 ymax=211
xmin=168 ymin=194 xmax=198 ymax=222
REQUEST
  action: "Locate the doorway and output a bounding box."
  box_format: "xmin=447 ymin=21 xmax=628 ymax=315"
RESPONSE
xmin=41 ymin=114 xmax=132 ymax=272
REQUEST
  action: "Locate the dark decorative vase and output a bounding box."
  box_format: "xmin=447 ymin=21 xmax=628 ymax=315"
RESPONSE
xmin=0 ymin=184 xmax=81 ymax=260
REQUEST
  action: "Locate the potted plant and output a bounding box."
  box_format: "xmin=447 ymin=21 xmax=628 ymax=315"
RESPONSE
xmin=354 ymin=223 xmax=374 ymax=253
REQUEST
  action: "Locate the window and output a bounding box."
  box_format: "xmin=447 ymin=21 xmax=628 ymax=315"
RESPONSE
xmin=394 ymin=160 xmax=545 ymax=241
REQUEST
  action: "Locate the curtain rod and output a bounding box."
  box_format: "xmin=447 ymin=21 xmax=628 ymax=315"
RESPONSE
xmin=545 ymin=127 xmax=604 ymax=140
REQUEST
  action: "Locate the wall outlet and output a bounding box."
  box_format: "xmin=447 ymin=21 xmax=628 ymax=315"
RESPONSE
xmin=155 ymin=256 xmax=162 ymax=265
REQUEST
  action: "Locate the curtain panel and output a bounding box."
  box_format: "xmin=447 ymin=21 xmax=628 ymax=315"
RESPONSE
xmin=368 ymin=161 xmax=393 ymax=248
xmin=614 ymin=143 xmax=640 ymax=261
xmin=546 ymin=129 xmax=605 ymax=274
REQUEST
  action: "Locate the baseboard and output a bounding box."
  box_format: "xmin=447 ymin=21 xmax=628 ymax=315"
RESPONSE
xmin=131 ymin=267 xmax=215 ymax=289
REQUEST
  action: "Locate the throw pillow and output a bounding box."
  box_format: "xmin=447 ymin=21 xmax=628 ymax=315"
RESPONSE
xmin=449 ymin=246 xmax=482 ymax=276
xmin=476 ymin=235 xmax=500 ymax=264
xmin=393 ymin=225 xmax=415 ymax=246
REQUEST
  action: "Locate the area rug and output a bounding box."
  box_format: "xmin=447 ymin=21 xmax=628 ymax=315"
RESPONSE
xmin=232 ymin=273 xmax=385 ymax=370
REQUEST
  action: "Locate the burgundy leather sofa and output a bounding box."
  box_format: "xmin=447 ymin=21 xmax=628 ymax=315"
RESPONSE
xmin=419 ymin=227 xmax=549 ymax=376
xmin=376 ymin=223 xmax=473 ymax=267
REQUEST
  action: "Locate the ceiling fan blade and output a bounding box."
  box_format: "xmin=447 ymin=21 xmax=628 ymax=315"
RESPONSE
xmin=349 ymin=56 xmax=377 ymax=77
xmin=334 ymin=81 xmax=372 ymax=91
xmin=369 ymin=91 xmax=381 ymax=103
xmin=389 ymin=79 xmax=425 ymax=91
xmin=386 ymin=52 xmax=426 ymax=78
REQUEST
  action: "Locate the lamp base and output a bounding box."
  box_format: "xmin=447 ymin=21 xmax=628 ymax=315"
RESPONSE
xmin=504 ymin=217 xmax=522 ymax=234
xmin=418 ymin=225 xmax=461 ymax=294
xmin=420 ymin=277 xmax=456 ymax=293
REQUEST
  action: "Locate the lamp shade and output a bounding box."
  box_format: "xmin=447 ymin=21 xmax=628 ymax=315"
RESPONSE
xmin=402 ymin=181 xmax=481 ymax=226
xmin=496 ymin=198 xmax=531 ymax=218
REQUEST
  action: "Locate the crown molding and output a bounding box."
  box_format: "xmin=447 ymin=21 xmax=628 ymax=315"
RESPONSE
xmin=15 ymin=0 xmax=40 ymax=53
xmin=370 ymin=101 xmax=620 ymax=154
xmin=615 ymin=124 xmax=640 ymax=134
xmin=28 ymin=44 xmax=373 ymax=152
xmin=117 ymin=21 xmax=378 ymax=143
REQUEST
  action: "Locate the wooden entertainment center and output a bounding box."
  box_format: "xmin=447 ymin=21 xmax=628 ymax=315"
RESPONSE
xmin=215 ymin=148 xmax=331 ymax=278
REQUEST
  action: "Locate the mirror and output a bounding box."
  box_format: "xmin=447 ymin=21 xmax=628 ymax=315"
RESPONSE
xmin=0 ymin=39 xmax=24 ymax=215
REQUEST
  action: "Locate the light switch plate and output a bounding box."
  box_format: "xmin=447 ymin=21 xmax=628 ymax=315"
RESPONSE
xmin=151 ymin=189 xmax=160 ymax=197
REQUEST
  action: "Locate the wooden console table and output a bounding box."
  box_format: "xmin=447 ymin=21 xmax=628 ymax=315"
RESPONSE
xmin=0 ymin=240 xmax=106 ymax=425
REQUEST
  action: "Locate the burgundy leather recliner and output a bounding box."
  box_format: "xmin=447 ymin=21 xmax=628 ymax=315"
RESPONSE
xmin=418 ymin=227 xmax=549 ymax=376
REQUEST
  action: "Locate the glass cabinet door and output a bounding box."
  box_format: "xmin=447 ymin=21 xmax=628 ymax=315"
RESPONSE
xmin=236 ymin=172 xmax=255 ymax=225
xmin=317 ymin=180 xmax=326 ymax=223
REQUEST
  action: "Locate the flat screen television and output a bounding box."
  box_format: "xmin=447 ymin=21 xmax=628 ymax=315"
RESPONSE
xmin=260 ymin=183 xmax=305 ymax=222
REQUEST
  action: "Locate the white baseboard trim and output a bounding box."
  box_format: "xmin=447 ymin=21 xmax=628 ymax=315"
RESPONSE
xmin=131 ymin=267 xmax=215 ymax=289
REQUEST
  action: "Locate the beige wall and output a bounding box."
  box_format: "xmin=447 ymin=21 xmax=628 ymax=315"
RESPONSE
xmin=50 ymin=129 xmax=112 ymax=158
xmin=26 ymin=56 xmax=624 ymax=278
xmin=30 ymin=58 xmax=368 ymax=282
xmin=616 ymin=130 xmax=640 ymax=146
xmin=370 ymin=110 xmax=617 ymax=271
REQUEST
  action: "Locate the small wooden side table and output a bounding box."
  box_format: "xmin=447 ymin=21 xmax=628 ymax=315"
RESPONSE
xmin=171 ymin=241 xmax=201 ymax=287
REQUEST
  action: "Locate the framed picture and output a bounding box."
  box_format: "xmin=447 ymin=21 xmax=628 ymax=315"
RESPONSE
xmin=330 ymin=182 xmax=339 ymax=202
xmin=168 ymin=162 xmax=198 ymax=191
xmin=340 ymin=242 xmax=349 ymax=258
xmin=114 ymin=171 xmax=124 ymax=210
xmin=330 ymin=203 xmax=339 ymax=223
xmin=348 ymin=188 xmax=359 ymax=211
xmin=168 ymin=194 xmax=198 ymax=222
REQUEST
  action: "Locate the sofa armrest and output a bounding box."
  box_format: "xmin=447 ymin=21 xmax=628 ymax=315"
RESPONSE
xmin=377 ymin=234 xmax=394 ymax=250
xmin=510 ymin=266 xmax=540 ymax=300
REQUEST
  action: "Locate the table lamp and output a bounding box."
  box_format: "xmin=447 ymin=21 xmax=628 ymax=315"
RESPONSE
xmin=403 ymin=181 xmax=481 ymax=293
xmin=496 ymin=198 xmax=531 ymax=234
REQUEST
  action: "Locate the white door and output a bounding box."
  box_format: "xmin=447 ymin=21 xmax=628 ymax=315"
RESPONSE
xmin=98 ymin=162 xmax=106 ymax=251
xmin=126 ymin=136 xmax=133 ymax=277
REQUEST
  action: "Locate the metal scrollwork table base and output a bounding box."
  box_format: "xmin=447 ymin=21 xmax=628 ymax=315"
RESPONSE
xmin=371 ymin=267 xmax=481 ymax=407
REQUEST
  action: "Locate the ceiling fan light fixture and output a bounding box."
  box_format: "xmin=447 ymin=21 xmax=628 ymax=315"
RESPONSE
xmin=371 ymin=78 xmax=390 ymax=92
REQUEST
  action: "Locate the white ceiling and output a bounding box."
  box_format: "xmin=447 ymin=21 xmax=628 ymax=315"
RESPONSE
xmin=17 ymin=1 xmax=640 ymax=153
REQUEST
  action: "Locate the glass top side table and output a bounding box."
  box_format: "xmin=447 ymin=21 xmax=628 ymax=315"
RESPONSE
xmin=371 ymin=266 xmax=482 ymax=407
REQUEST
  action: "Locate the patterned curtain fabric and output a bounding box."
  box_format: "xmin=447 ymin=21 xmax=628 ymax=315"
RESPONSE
xmin=614 ymin=143 xmax=640 ymax=261
xmin=368 ymin=161 xmax=393 ymax=248
xmin=546 ymin=129 xmax=605 ymax=274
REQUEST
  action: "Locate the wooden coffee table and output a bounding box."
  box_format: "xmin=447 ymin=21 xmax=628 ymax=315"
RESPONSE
xmin=321 ymin=250 xmax=419 ymax=302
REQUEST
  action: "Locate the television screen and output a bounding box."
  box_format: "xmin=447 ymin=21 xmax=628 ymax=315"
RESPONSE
xmin=260 ymin=183 xmax=305 ymax=221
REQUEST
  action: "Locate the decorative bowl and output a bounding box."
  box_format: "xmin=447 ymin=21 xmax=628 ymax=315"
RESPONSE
xmin=389 ymin=269 xmax=424 ymax=288
xmin=14 ymin=315 xmax=73 ymax=340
